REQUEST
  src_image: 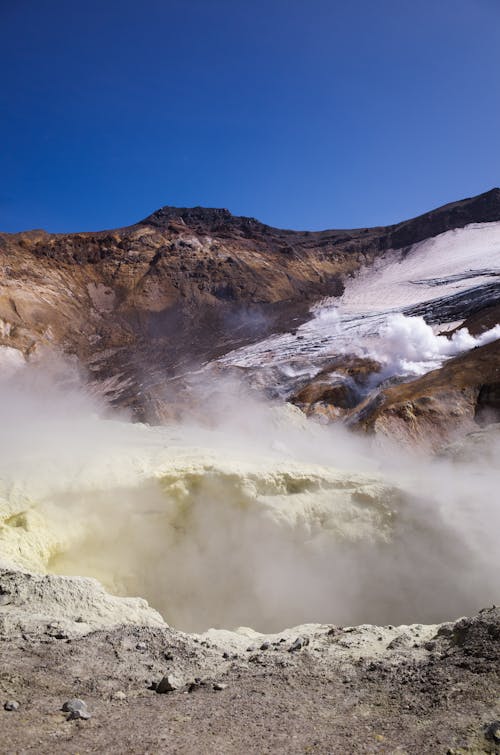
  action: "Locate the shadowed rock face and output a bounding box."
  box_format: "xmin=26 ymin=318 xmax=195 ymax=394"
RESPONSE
xmin=0 ymin=188 xmax=499 ymax=422
xmin=290 ymin=357 xmax=382 ymax=422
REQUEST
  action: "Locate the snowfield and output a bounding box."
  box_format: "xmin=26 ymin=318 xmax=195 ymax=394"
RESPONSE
xmin=341 ymin=221 xmax=500 ymax=312
xmin=211 ymin=222 xmax=500 ymax=384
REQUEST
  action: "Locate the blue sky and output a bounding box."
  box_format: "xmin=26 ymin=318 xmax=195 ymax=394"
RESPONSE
xmin=1 ymin=0 xmax=499 ymax=233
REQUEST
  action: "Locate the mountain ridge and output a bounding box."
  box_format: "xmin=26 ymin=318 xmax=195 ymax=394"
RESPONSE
xmin=0 ymin=188 xmax=499 ymax=426
xmin=4 ymin=187 xmax=500 ymax=240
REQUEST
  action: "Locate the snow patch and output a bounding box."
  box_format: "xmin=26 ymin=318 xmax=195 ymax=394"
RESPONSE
xmin=340 ymin=221 xmax=500 ymax=313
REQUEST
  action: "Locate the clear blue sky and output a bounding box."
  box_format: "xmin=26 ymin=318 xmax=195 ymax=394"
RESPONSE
xmin=1 ymin=0 xmax=499 ymax=233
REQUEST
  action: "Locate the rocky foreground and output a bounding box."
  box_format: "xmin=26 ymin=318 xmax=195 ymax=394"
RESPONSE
xmin=0 ymin=568 xmax=499 ymax=754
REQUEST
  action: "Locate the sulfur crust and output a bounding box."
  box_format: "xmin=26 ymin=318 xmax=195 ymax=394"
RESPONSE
xmin=0 ymin=453 xmax=400 ymax=571
xmin=0 ymin=410 xmax=410 ymax=631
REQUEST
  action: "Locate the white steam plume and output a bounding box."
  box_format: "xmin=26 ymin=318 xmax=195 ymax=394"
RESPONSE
xmin=373 ymin=313 xmax=500 ymax=378
xmin=0 ymin=360 xmax=499 ymax=633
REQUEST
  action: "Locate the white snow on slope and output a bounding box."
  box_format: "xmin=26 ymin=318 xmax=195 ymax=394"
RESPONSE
xmin=340 ymin=221 xmax=500 ymax=312
xmin=209 ymin=222 xmax=500 ymax=384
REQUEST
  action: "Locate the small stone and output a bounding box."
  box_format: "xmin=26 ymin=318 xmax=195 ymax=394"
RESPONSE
xmin=213 ymin=683 xmax=227 ymax=691
xmin=112 ymin=691 xmax=127 ymax=701
xmin=222 ymin=652 xmax=230 ymax=659
xmin=0 ymin=594 xmax=12 ymax=606
xmin=246 ymin=645 xmax=255 ymax=652
xmin=62 ymin=698 xmax=91 ymax=721
xmin=62 ymin=698 xmax=87 ymax=714
xmin=156 ymin=675 xmax=178 ymax=694
xmin=260 ymin=641 xmax=271 ymax=651
xmin=136 ymin=642 xmax=147 ymax=651
xmin=4 ymin=700 xmax=19 ymax=711
xmin=289 ymin=636 xmax=309 ymax=652
xmin=485 ymin=721 xmax=500 ymax=743
xmin=164 ymin=651 xmax=174 ymax=661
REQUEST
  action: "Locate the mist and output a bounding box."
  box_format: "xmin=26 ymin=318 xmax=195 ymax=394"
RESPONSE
xmin=373 ymin=313 xmax=500 ymax=378
xmin=0 ymin=356 xmax=499 ymax=633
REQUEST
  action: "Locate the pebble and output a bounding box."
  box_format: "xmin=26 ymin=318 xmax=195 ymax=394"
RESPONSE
xmin=213 ymin=683 xmax=227 ymax=691
xmin=4 ymin=700 xmax=19 ymax=711
xmin=260 ymin=642 xmax=271 ymax=651
xmin=156 ymin=675 xmax=178 ymax=694
xmin=485 ymin=721 xmax=500 ymax=743
xmin=62 ymin=698 xmax=91 ymax=720
xmin=0 ymin=594 xmax=12 ymax=606
xmin=164 ymin=652 xmax=174 ymax=661
xmin=289 ymin=637 xmax=309 ymax=652
xmin=222 ymin=652 xmax=230 ymax=659
xmin=136 ymin=642 xmax=147 ymax=651
xmin=112 ymin=691 xmax=127 ymax=701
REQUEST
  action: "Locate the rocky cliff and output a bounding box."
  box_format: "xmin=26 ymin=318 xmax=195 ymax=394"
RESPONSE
xmin=1 ymin=189 xmax=499 ymax=429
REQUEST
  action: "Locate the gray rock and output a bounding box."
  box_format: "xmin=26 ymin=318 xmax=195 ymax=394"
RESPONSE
xmin=260 ymin=641 xmax=271 ymax=651
xmin=62 ymin=698 xmax=91 ymax=720
xmin=136 ymin=642 xmax=147 ymax=651
xmin=62 ymin=698 xmax=87 ymax=713
xmin=0 ymin=594 xmax=12 ymax=606
xmin=289 ymin=636 xmax=309 ymax=652
xmin=156 ymin=674 xmax=178 ymax=694
xmin=213 ymin=682 xmax=227 ymax=691
xmin=485 ymin=721 xmax=500 ymax=743
xmin=4 ymin=700 xmax=19 ymax=711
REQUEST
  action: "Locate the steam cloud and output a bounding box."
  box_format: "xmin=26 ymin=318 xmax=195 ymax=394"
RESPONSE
xmin=374 ymin=313 xmax=500 ymax=378
xmin=0 ymin=354 xmax=499 ymax=633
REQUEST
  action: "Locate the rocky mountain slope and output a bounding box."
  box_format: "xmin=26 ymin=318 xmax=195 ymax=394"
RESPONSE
xmin=350 ymin=314 xmax=500 ymax=450
xmin=1 ymin=189 xmax=499 ymax=427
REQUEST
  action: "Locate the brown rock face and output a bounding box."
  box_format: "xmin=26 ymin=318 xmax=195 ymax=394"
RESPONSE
xmin=0 ymin=188 xmax=499 ymax=421
xmin=350 ymin=339 xmax=500 ymax=451
xmin=290 ymin=357 xmax=382 ymax=421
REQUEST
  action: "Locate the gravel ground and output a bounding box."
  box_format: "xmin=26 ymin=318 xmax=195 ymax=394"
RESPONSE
xmin=1 ymin=595 xmax=499 ymax=754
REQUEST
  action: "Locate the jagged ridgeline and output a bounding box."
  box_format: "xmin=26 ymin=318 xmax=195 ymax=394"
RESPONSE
xmin=0 ymin=189 xmax=499 ymax=431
